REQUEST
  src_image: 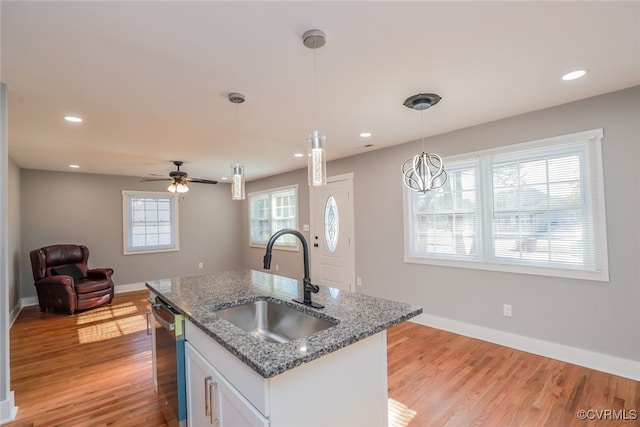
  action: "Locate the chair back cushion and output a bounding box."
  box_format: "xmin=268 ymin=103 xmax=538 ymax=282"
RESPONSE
xmin=50 ymin=265 xmax=86 ymax=281
xmin=30 ymin=244 xmax=90 ymax=281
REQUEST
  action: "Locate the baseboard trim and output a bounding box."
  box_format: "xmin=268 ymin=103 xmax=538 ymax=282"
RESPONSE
xmin=8 ymin=302 xmax=22 ymax=328
xmin=0 ymin=391 xmax=18 ymax=424
xmin=114 ymin=282 xmax=148 ymax=294
xmin=412 ymin=313 xmax=640 ymax=382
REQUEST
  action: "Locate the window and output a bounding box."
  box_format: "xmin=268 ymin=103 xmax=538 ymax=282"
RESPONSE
xmin=249 ymin=186 xmax=298 ymax=248
xmin=404 ymin=129 xmax=608 ymax=281
xmin=122 ymin=191 xmax=179 ymax=254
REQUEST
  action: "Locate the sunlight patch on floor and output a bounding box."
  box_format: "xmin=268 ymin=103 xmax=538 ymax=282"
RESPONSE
xmin=76 ymin=302 xmax=140 ymax=324
xmin=77 ymin=314 xmax=147 ymax=343
xmin=388 ymin=398 xmax=417 ymax=427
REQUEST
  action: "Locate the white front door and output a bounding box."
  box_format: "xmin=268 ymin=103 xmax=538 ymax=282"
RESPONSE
xmin=310 ymin=173 xmax=355 ymax=292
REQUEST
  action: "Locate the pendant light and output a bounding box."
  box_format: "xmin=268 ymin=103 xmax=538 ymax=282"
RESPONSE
xmin=303 ymin=29 xmax=327 ymax=187
xmin=401 ymin=93 xmax=447 ymax=192
xmin=229 ymin=92 xmax=246 ymax=200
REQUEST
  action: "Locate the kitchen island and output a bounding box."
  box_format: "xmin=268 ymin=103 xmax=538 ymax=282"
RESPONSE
xmin=147 ymin=269 xmax=421 ymax=426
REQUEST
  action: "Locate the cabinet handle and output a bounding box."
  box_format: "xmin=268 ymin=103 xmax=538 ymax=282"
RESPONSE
xmin=204 ymin=376 xmax=212 ymax=417
xmin=209 ymin=381 xmax=217 ymax=424
xmin=146 ymin=311 xmax=152 ymax=335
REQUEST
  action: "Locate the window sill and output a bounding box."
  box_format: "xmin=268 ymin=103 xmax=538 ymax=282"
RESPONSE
xmin=124 ymin=247 xmax=180 ymax=255
xmin=404 ymin=255 xmax=609 ymax=282
xmin=249 ymin=243 xmax=299 ymax=252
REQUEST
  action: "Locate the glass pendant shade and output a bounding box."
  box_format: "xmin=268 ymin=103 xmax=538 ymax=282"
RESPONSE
xmin=231 ymin=162 xmax=245 ymax=200
xmin=308 ymin=130 xmax=326 ymax=186
xmin=168 ymin=182 xmax=189 ymax=193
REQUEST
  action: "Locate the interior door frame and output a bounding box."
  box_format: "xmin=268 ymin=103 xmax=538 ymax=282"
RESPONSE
xmin=309 ymin=173 xmax=356 ymax=292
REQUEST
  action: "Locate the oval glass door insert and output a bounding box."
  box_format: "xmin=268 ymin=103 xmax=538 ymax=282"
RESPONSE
xmin=324 ymin=196 xmax=339 ymax=253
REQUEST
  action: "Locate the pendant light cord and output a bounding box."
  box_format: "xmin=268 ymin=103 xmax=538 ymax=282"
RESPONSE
xmin=313 ymin=39 xmax=318 ymax=131
xmin=235 ymin=103 xmax=239 ymax=163
xmin=421 ymin=110 xmax=425 ymax=152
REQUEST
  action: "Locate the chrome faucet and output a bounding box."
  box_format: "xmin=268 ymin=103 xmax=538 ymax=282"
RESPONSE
xmin=263 ymin=228 xmax=324 ymax=309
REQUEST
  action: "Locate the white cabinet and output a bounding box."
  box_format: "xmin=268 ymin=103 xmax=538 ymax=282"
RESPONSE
xmin=185 ymin=341 xmax=268 ymax=427
xmin=184 ymin=319 xmax=389 ymax=427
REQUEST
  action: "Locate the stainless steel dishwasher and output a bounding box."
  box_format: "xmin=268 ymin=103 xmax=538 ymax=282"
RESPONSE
xmin=152 ymin=296 xmax=187 ymax=427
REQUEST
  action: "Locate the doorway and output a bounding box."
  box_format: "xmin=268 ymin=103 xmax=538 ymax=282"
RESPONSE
xmin=310 ymin=173 xmax=355 ymax=292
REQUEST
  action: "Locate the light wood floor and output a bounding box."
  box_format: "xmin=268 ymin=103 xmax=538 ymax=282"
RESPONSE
xmin=5 ymin=291 xmax=639 ymax=426
xmin=387 ymin=323 xmax=639 ymax=427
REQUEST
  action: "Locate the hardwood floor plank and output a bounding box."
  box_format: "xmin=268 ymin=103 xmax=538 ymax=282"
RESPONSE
xmin=6 ymin=290 xmax=167 ymax=427
xmin=7 ymin=293 xmax=639 ymax=426
xmin=387 ymin=322 xmax=640 ymax=427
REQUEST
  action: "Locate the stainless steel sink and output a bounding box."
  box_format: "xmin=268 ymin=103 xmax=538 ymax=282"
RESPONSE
xmin=215 ymin=300 xmax=337 ymax=344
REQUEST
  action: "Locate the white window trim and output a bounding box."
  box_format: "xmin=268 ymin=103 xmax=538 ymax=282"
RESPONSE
xmin=122 ymin=190 xmax=179 ymax=255
xmin=248 ymin=184 xmax=299 ymax=251
xmin=403 ymin=128 xmax=609 ymax=282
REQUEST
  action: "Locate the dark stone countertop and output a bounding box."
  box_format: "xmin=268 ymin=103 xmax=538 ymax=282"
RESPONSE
xmin=146 ymin=269 xmax=422 ymax=378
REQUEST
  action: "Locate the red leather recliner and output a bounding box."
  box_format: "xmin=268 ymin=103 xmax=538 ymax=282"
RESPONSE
xmin=30 ymin=244 xmax=115 ymax=315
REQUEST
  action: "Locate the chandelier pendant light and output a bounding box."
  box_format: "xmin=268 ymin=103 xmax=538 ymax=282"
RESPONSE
xmin=229 ymin=92 xmax=246 ymax=200
xmin=303 ymin=29 xmax=327 ymax=187
xmin=401 ymin=93 xmax=447 ymax=193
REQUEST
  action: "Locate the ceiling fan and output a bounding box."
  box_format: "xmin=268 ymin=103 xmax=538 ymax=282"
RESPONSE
xmin=141 ymin=161 xmax=218 ymax=193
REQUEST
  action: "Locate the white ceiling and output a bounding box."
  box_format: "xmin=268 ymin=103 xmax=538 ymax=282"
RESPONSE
xmin=2 ymin=1 xmax=639 ymax=183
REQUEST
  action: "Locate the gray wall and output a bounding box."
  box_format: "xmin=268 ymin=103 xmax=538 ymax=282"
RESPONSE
xmin=20 ymin=170 xmax=243 ymax=298
xmin=244 ymin=86 xmax=640 ymax=362
xmin=8 ymin=158 xmax=20 ymax=310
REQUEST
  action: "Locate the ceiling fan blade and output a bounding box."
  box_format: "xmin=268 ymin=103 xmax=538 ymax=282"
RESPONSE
xmin=185 ymin=177 xmax=218 ymax=185
xmin=140 ymin=178 xmax=172 ymax=182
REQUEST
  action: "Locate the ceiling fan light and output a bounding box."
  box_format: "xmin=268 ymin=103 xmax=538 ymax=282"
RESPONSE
xmin=176 ymin=182 xmax=189 ymax=193
xmin=168 ymin=182 xmax=188 ymax=193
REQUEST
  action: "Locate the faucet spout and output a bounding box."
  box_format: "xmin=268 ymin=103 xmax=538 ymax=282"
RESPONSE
xmin=263 ymin=229 xmax=324 ymax=309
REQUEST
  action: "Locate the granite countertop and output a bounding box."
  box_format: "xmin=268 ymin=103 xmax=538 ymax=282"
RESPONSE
xmin=146 ymin=269 xmax=422 ymax=378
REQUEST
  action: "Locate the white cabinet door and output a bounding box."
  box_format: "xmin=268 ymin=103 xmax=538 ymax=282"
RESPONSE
xmin=185 ymin=342 xmax=215 ymax=427
xmin=186 ymin=342 xmax=268 ymax=427
xmin=215 ymin=371 xmax=268 ymax=427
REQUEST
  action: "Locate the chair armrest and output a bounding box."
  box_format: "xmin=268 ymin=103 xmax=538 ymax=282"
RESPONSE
xmin=87 ymin=268 xmax=114 ymax=280
xmin=35 ymin=275 xmax=75 ymax=291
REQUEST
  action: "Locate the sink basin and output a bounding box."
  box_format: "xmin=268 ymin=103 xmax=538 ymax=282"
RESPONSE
xmin=215 ymin=300 xmax=337 ymax=344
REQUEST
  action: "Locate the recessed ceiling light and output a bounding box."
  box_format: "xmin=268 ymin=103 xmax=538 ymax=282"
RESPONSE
xmin=294 ymin=153 xmax=304 ymax=158
xmin=220 ymin=177 xmax=229 ymax=181
xmin=64 ymin=116 xmax=83 ymax=123
xmin=562 ymin=69 xmax=587 ymax=81
xmin=360 ymin=132 xmax=372 ymax=138
xmin=69 ymin=164 xmax=80 ymax=169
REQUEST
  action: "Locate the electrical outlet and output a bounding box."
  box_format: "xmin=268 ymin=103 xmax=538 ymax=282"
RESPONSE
xmin=503 ymin=304 xmax=512 ymax=317
xmin=356 ymin=277 xmax=362 ymax=287
xmin=198 ymin=262 xmax=203 ymax=269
